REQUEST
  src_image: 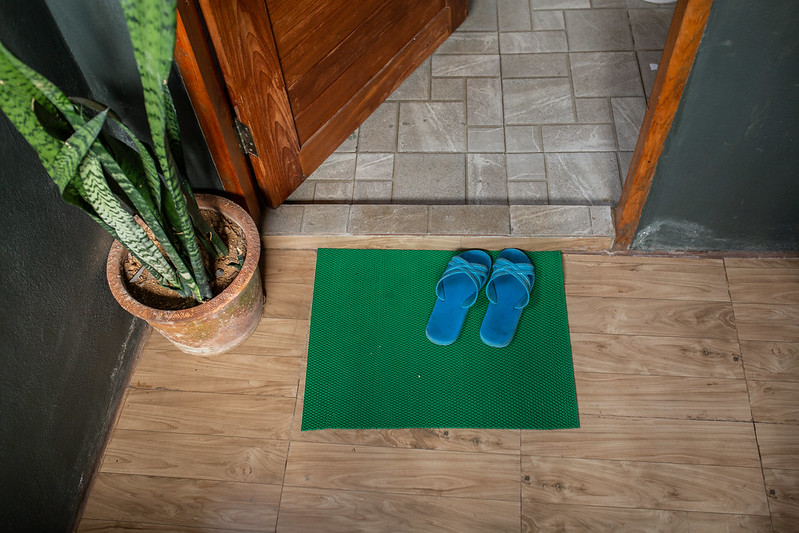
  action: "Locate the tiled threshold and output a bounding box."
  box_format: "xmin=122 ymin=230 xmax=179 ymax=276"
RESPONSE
xmin=261 ymin=204 xmax=615 ymax=251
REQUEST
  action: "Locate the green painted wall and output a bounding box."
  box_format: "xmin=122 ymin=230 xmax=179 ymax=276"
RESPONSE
xmin=633 ymin=1 xmax=799 ymax=252
xmin=0 ymin=0 xmax=221 ymax=529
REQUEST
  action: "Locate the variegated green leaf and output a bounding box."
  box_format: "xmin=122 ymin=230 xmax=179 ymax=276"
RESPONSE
xmin=120 ymin=0 xmax=177 ymax=207
xmin=0 ymin=41 xmax=67 ymax=177
xmin=78 ymin=154 xmax=185 ymax=293
xmin=51 ymin=109 xmax=107 ymax=192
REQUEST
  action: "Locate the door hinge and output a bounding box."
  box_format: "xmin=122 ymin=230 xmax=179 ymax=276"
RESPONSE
xmin=233 ymin=118 xmax=258 ymax=157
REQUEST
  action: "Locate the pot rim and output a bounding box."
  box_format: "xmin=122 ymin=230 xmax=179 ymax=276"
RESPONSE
xmin=106 ymin=194 xmax=261 ymax=324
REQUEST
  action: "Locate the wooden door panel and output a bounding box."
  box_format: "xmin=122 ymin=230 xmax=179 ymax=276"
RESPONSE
xmin=196 ymin=0 xmax=304 ymax=208
xmin=271 ymin=0 xmax=383 ymax=88
xmin=291 ymin=0 xmax=442 ymax=143
xmin=186 ymin=0 xmax=467 ymax=207
xmin=297 ymin=7 xmax=456 ymax=174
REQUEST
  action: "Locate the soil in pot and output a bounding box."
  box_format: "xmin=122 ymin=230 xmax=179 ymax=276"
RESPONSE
xmin=121 ymin=209 xmax=247 ymax=310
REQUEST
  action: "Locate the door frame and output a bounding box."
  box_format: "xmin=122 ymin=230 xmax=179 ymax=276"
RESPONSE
xmin=613 ymin=0 xmax=713 ymax=249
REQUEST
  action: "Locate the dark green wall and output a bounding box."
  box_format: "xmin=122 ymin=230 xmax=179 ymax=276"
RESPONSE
xmin=632 ymin=1 xmax=799 ymax=252
xmin=0 ymin=1 xmax=220 ymax=529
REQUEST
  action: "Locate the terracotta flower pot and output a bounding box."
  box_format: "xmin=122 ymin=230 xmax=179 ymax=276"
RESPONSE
xmin=106 ymin=194 xmax=264 ymax=355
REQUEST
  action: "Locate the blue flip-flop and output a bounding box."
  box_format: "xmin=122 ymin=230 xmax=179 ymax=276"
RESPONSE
xmin=480 ymin=249 xmax=534 ymax=348
xmin=426 ymin=250 xmax=492 ymax=345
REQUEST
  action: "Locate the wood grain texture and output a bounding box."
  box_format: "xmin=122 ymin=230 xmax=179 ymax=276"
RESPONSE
xmin=756 ymin=423 xmax=799 ymax=470
xmin=131 ymin=349 xmax=301 ymax=397
xmin=734 ymin=303 xmax=799 ymax=342
xmin=566 ymin=296 xmax=737 ymax=339
xmin=291 ymin=0 xmax=440 ymax=137
xmin=78 ymin=519 xmax=238 ymax=532
xmin=575 ymin=373 xmax=752 ymax=421
xmin=447 ymin=0 xmax=469 ymax=30
xmin=521 ymin=456 xmax=768 ymax=515
xmin=291 ymin=423 xmax=520 ymax=455
xmin=522 ymin=415 xmax=760 ymax=467
xmin=726 ymin=267 xmax=799 ymax=304
xmin=277 ymin=486 xmax=520 ymax=533
xmin=563 ymin=255 xmax=728 ymax=301
xmin=81 ymin=249 xmax=798 ymax=530
xmin=82 ymin=473 xmax=281 ymax=531
xmin=298 ymin=8 xmax=453 ymax=174
xmin=116 ymin=390 xmax=295 ymax=440
xmin=764 ymin=468 xmax=799 ymax=520
xmin=521 ymin=502 xmax=772 ymax=533
xmin=198 ymin=0 xmax=303 ymax=208
xmin=614 ymin=0 xmax=713 ymax=248
xmin=101 ymin=429 xmax=287 ymax=484
xmin=263 ymin=282 xmax=314 ymax=319
xmin=284 ymin=441 xmax=519 ymax=500
xmin=740 ymin=341 xmax=799 ymax=382
xmin=748 ymin=381 xmax=799 ymax=424
xmin=262 ymin=249 xmax=317 ymax=284
xmin=725 ymin=257 xmax=799 ymax=270
xmin=174 ymin=3 xmax=261 ymax=219
xmin=570 ymin=333 xmax=743 ymax=378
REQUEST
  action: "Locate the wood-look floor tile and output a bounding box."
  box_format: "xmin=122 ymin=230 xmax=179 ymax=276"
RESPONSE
xmin=564 ymin=255 xmax=728 ymax=301
xmin=263 ymin=283 xmax=315 ymax=319
xmin=82 ymin=473 xmax=280 ymax=531
xmin=748 ymin=381 xmax=799 ymax=424
xmin=283 ymin=441 xmax=519 ymax=501
xmin=575 ymin=373 xmax=752 ymax=421
xmin=227 ymin=318 xmax=310 ymax=358
xmin=570 ymin=333 xmax=743 ymax=378
xmin=116 ymin=390 xmax=295 ymax=440
xmin=101 ymin=429 xmax=287 ymax=484
xmin=567 ymin=296 xmax=737 ymax=339
xmin=131 ymin=349 xmax=301 ymax=397
xmin=724 ymin=258 xmax=799 ymax=270
xmin=764 ymin=468 xmax=799 ymax=520
xmin=522 ymin=415 xmax=760 ymax=467
xmin=521 ymin=502 xmax=772 ymax=533
xmin=277 ymin=487 xmax=520 ymax=532
xmin=734 ymin=303 xmax=799 ymax=342
xmin=291 ymin=424 xmax=520 ymax=455
xmin=262 ymin=249 xmax=317 ymax=285
xmin=78 ymin=519 xmax=244 ymax=532
xmin=741 ymin=341 xmax=799 ymax=382
xmin=756 ymin=423 xmax=799 ymax=470
xmin=726 ymin=267 xmax=799 ymax=305
xmin=521 ymin=456 xmax=769 ymax=515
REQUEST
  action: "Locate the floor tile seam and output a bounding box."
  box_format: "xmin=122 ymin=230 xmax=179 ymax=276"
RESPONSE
xmin=126 ymin=384 xmax=301 ymax=398
xmin=277 ymin=482 xmax=524 ymax=505
xmin=518 ymin=452 xmax=764 ymax=471
xmin=517 ymin=499 xmax=772 ymax=519
xmin=288 ymin=439 xmax=523 ymax=460
xmin=288 ymin=438 xmax=521 ymax=457
xmin=95 ymin=470 xmax=286 ymax=490
xmin=571 ymin=367 xmax=746 ymax=381
xmin=574 ymin=369 xmax=751 ymax=385
xmin=567 ymin=329 xmax=740 ymax=342
xmin=121 ymin=387 xmax=304 ymax=399
xmin=106 ymin=427 xmax=291 ymax=445
xmin=719 ymin=260 xmax=776 ymax=520
xmin=80 ymin=517 xmax=251 ymax=533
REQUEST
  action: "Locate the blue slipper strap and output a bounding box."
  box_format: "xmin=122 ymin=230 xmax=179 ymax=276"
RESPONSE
xmin=435 ymin=255 xmax=490 ymax=308
xmin=485 ymin=258 xmax=534 ymax=309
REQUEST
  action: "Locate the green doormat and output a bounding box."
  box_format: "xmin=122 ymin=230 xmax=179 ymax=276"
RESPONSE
xmin=301 ymin=249 xmax=579 ymax=431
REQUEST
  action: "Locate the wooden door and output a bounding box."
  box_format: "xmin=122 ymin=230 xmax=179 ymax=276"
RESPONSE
xmin=177 ymin=0 xmax=467 ymax=209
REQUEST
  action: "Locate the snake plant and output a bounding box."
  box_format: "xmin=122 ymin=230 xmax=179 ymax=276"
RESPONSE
xmin=0 ymin=0 xmax=227 ymax=304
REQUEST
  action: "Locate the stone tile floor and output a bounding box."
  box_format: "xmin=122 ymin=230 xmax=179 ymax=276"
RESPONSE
xmin=267 ymin=0 xmax=676 ymax=238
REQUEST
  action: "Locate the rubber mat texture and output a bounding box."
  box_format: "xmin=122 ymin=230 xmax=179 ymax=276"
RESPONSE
xmin=301 ymin=249 xmax=579 ymax=430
